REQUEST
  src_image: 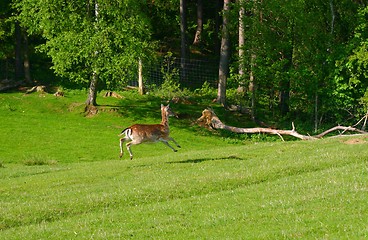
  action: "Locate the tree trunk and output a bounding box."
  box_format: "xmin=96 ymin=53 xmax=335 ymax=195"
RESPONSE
xmin=279 ymin=23 xmax=294 ymax=116
xmin=85 ymin=0 xmax=99 ymax=108
xmin=279 ymin=80 xmax=290 ymax=115
xmin=86 ymin=72 xmax=98 ymax=106
xmin=15 ymin=21 xmax=23 ymax=81
xmin=217 ymin=0 xmax=231 ymax=106
xmin=180 ymin=0 xmax=188 ymax=81
xmin=193 ymin=0 xmax=203 ymax=45
xmin=138 ymin=58 xmax=144 ymax=95
xmin=314 ymin=92 xmax=318 ymax=132
xmin=329 ymin=0 xmax=335 ymax=34
xmin=248 ymin=0 xmax=261 ymax=119
xmin=15 ymin=22 xmax=31 ymax=84
xmin=23 ymin=31 xmax=31 ymax=84
xmin=214 ymin=0 xmax=221 ymax=56
xmin=249 ymin=53 xmax=256 ymax=118
xmin=238 ymin=0 xmax=245 ymax=92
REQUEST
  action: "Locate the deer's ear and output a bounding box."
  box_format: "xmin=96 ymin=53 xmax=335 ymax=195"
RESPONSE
xmin=161 ymin=104 xmax=164 ymax=108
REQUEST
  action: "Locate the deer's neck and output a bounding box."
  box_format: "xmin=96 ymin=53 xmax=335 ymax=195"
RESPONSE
xmin=161 ymin=111 xmax=169 ymax=127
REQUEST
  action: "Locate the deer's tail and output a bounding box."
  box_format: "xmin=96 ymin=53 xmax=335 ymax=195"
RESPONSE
xmin=119 ymin=128 xmax=132 ymax=138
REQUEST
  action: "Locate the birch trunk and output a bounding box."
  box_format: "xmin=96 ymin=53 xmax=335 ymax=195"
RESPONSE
xmin=193 ymin=0 xmax=203 ymax=45
xmin=217 ymin=0 xmax=231 ymax=106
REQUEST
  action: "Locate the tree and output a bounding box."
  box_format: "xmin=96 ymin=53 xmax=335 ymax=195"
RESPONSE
xmin=217 ymin=0 xmax=231 ymax=106
xmin=0 ymin=0 xmax=33 ymax=89
xmin=180 ymin=0 xmax=188 ymax=81
xmin=243 ymin=0 xmax=260 ymax=118
xmin=333 ymin=5 xmax=368 ymax=120
xmin=193 ymin=0 xmax=203 ymax=45
xmin=85 ymin=1 xmax=99 ymax=107
xmin=7 ymin=0 xmax=368 ymax=128
xmin=238 ymin=0 xmax=246 ymax=85
xmin=15 ymin=0 xmax=155 ymax=106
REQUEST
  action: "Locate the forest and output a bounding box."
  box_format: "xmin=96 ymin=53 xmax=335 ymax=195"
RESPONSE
xmin=1 ymin=0 xmax=367 ymax=131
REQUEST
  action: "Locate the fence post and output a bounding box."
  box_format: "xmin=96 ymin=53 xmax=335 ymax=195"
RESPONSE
xmin=138 ymin=58 xmax=144 ymax=95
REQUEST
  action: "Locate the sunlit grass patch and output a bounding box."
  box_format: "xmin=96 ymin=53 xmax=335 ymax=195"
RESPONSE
xmin=23 ymin=155 xmax=58 ymax=166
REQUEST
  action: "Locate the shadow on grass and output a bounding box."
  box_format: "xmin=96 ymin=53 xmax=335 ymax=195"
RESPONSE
xmin=167 ymin=155 xmax=244 ymax=164
xmin=116 ymin=95 xmax=166 ymax=122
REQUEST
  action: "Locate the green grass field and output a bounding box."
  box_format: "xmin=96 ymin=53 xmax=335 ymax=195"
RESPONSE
xmin=1 ymin=91 xmax=368 ymax=239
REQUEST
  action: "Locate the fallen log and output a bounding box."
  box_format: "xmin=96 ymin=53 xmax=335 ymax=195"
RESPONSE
xmin=197 ymin=108 xmax=368 ymax=140
xmin=314 ymin=126 xmax=367 ymax=138
xmin=25 ymin=85 xmax=46 ymax=94
xmin=54 ymin=91 xmax=64 ymax=97
xmin=103 ymin=91 xmax=123 ymax=98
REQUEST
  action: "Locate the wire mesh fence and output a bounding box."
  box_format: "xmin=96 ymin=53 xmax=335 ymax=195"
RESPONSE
xmin=128 ymin=57 xmax=219 ymax=91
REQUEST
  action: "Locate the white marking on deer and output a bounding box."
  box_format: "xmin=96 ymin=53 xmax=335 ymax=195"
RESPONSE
xmin=119 ymin=104 xmax=181 ymax=160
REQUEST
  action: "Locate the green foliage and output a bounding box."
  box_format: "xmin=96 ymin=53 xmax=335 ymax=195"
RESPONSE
xmin=361 ymin=90 xmax=368 ymax=109
xmin=230 ymin=0 xmax=366 ymax=126
xmin=346 ymin=6 xmax=368 ymax=87
xmin=0 ymin=21 xmax=13 ymax=60
xmin=226 ymin=88 xmax=245 ymax=106
xmin=160 ymin=52 xmax=180 ymax=90
xmin=194 ymin=81 xmax=216 ymax=98
xmin=152 ymin=52 xmax=186 ymax=99
xmin=14 ymin=0 xmax=156 ymax=89
xmin=0 ymin=0 xmax=16 ymax=80
xmin=1 ymin=0 xmax=366 ymax=128
xmin=332 ymin=5 xmax=368 ymax=119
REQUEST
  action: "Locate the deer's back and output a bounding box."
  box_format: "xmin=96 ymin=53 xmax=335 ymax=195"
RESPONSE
xmin=129 ymin=124 xmax=168 ymax=142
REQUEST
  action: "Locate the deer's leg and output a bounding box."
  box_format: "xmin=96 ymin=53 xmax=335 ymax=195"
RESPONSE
xmin=168 ymin=137 xmax=181 ymax=148
xmin=119 ymin=138 xmax=125 ymax=158
xmin=161 ymin=140 xmax=178 ymax=152
xmin=126 ymin=142 xmax=134 ymax=160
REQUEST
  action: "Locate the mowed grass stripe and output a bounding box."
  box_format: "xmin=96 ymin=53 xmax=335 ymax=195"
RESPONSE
xmin=1 ymin=141 xmax=368 ymax=237
xmin=1 ymin=153 xmax=368 ymax=239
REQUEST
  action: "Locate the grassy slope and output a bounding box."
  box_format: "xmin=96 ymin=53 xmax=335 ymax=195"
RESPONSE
xmin=1 ymin=91 xmax=368 ymax=239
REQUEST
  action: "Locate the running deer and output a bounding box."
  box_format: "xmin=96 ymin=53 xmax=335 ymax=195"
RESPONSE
xmin=119 ymin=104 xmax=181 ymax=160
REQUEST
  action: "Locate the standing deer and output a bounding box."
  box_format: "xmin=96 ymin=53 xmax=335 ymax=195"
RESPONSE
xmin=119 ymin=104 xmax=181 ymax=160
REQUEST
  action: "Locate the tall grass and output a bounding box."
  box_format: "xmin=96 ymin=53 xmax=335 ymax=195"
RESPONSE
xmin=1 ymin=91 xmax=368 ymax=239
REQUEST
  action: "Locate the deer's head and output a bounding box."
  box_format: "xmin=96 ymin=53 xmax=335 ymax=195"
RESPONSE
xmin=161 ymin=104 xmax=178 ymax=118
